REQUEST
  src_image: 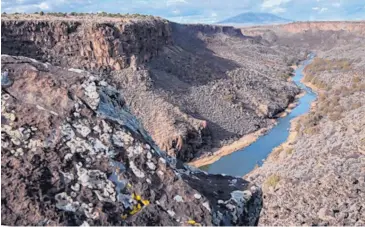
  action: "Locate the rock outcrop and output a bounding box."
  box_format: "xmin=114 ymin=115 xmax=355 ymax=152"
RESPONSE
xmin=1 ymin=14 xmax=301 ymax=162
xmin=1 ymin=16 xmax=172 ymax=72
xmin=1 ymin=55 xmax=262 ymax=226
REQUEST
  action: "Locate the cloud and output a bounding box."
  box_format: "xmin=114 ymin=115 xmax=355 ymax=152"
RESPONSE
xmin=262 ymin=0 xmax=291 ymax=8
xmin=172 ymin=9 xmax=180 ymax=14
xmin=166 ymin=0 xmax=187 ymax=6
xmin=271 ymin=7 xmax=287 ymax=13
xmin=312 ymin=6 xmax=328 ymax=13
xmin=38 ymin=2 xmax=50 ymax=10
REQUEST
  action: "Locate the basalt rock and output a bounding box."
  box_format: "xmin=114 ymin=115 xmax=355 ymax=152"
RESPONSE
xmin=1 ymin=17 xmax=172 ymax=72
xmin=1 ymin=55 xmax=262 ymax=226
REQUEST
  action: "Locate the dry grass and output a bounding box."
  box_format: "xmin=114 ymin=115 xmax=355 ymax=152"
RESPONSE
xmin=265 ymin=174 xmax=281 ymax=188
xmin=303 ymin=58 xmax=353 ymax=91
xmin=285 ymin=147 xmax=294 ymax=155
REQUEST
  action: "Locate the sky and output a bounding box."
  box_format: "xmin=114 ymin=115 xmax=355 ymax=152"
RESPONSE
xmin=1 ymin=0 xmax=365 ymax=23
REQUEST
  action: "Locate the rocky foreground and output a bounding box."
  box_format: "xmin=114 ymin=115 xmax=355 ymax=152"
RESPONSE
xmin=245 ymin=22 xmax=365 ymax=225
xmin=1 ymin=55 xmax=262 ymax=225
xmin=1 ymin=14 xmax=302 ymax=162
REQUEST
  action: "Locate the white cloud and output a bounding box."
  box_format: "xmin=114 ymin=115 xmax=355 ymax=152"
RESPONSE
xmin=172 ymin=9 xmax=180 ymax=14
xmin=38 ymin=2 xmax=49 ymax=10
xmin=332 ymin=2 xmax=341 ymax=7
xmin=271 ymin=7 xmax=286 ymax=13
xmin=319 ymin=7 xmax=328 ymax=12
xmin=262 ymin=0 xmax=291 ymax=8
xmin=313 ymin=6 xmax=328 ymax=13
xmin=166 ymin=0 xmax=187 ymax=6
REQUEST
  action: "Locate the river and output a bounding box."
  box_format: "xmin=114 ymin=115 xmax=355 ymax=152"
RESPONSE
xmin=201 ymin=55 xmax=317 ymax=177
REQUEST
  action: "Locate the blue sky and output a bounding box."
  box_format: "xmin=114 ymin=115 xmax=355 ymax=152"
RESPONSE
xmin=2 ymin=0 xmax=365 ymax=23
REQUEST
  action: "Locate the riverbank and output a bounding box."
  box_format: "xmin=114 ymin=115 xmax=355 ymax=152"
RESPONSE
xmin=189 ymin=127 xmax=269 ymax=167
xmin=189 ymin=64 xmax=306 ymax=168
xmin=266 ymin=68 xmax=321 ymax=163
xmin=189 ymin=89 xmax=305 ymax=168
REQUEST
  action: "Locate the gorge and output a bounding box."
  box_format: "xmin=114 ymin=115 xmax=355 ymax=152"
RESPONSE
xmin=1 ymin=13 xmax=365 ymax=226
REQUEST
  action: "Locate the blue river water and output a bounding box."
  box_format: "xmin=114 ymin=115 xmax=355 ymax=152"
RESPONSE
xmin=201 ymin=55 xmax=317 ymax=177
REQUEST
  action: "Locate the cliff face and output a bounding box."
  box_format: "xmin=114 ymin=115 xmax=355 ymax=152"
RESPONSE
xmin=242 ymin=21 xmax=365 ymax=36
xmin=1 ymin=55 xmax=262 ymax=226
xmin=1 ymin=18 xmax=172 ymax=72
xmin=279 ymin=21 xmax=365 ymax=35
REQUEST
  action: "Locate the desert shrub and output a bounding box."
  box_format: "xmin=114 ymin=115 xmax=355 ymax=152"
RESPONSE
xmin=318 ymin=93 xmax=327 ymax=102
xmin=265 ymin=174 xmax=280 ymax=188
xmin=47 ymin=12 xmax=66 ymax=17
xmin=281 ymin=73 xmax=292 ymax=80
xmin=303 ymin=126 xmax=319 ymax=135
xmin=350 ymin=102 xmax=361 ymax=110
xmin=328 ymin=112 xmax=342 ymax=121
xmin=294 ymin=123 xmax=301 ymax=132
xmin=359 ymin=83 xmax=365 ymax=90
xmin=40 ymin=11 xmax=44 ymax=16
xmin=286 ymin=147 xmax=294 ymax=155
xmin=70 ymin=12 xmax=77 ymax=16
xmin=276 ymin=146 xmax=284 ymax=153
xmin=352 ymin=76 xmax=361 ymax=83
xmin=303 ymin=73 xmax=314 ymax=83
xmin=223 ymin=94 xmax=235 ymax=103
xmin=361 ymin=138 xmax=365 ymax=145
xmin=302 ymin=112 xmax=322 ymax=128
xmin=305 ymin=58 xmax=352 ymax=76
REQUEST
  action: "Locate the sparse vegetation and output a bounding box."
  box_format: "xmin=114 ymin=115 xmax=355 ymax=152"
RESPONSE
xmin=305 ymin=58 xmax=352 ymax=73
xmin=328 ymin=112 xmax=343 ymax=122
xmin=265 ymin=174 xmax=280 ymax=188
xmin=286 ymin=147 xmax=294 ymax=155
xmin=352 ymin=76 xmax=361 ymax=84
xmin=303 ymin=58 xmax=353 ymax=90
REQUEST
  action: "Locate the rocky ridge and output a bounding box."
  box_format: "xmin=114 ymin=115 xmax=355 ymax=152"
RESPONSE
xmin=1 ymin=55 xmax=262 ymax=226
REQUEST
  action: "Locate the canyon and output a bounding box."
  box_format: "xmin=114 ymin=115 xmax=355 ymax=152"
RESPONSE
xmin=1 ymin=14 xmax=302 ymax=162
xmin=1 ymin=13 xmax=365 ymax=226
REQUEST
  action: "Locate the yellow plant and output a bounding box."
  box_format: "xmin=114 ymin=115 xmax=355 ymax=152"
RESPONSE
xmin=265 ymin=174 xmax=280 ymax=188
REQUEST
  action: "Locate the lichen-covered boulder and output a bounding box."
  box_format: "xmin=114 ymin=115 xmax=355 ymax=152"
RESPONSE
xmin=1 ymin=55 xmax=262 ymax=226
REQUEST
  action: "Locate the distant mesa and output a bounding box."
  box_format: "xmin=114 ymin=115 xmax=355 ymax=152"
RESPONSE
xmin=217 ymin=12 xmax=292 ymax=26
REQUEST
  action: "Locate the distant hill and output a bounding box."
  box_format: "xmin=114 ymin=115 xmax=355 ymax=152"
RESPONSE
xmin=217 ymin=12 xmax=292 ymax=26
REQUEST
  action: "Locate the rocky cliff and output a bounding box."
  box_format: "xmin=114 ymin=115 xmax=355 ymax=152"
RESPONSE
xmin=243 ymin=21 xmax=365 ymax=36
xmin=1 ymin=14 xmax=301 ymax=163
xmin=1 ymin=55 xmax=262 ymax=226
xmin=1 ymin=16 xmax=172 ymax=72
